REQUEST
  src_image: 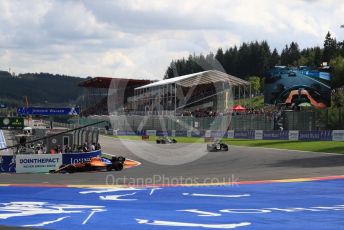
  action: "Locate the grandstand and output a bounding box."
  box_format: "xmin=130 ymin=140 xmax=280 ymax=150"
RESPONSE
xmin=134 ymin=70 xmax=250 ymax=116
xmin=79 ymin=71 xmax=250 ymax=117
xmin=79 ymin=77 xmax=152 ymax=116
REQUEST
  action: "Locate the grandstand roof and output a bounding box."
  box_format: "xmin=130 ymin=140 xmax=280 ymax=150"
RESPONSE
xmin=135 ymin=70 xmax=249 ymax=90
xmin=79 ymin=77 xmax=153 ymax=88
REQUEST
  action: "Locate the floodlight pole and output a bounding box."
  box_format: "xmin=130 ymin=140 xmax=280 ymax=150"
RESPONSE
xmin=174 ymin=83 xmax=177 ymax=116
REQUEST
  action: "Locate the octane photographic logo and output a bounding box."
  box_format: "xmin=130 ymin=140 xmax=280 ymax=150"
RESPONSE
xmin=107 ymin=39 xmax=233 ymax=165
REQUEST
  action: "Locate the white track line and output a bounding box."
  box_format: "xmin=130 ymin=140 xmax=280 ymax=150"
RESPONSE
xmin=231 ymin=145 xmax=343 ymax=156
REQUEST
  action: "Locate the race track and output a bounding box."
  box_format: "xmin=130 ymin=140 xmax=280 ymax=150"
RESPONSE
xmin=1 ymin=135 xmax=344 ymax=186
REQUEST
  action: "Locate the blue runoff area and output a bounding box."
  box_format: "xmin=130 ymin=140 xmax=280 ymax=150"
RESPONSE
xmin=0 ymin=179 xmax=344 ymax=229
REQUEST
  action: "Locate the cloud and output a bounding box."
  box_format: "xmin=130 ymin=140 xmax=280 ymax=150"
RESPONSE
xmin=0 ymin=0 xmax=343 ymax=79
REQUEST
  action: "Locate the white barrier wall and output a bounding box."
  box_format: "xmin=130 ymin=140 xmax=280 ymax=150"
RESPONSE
xmin=288 ymin=131 xmax=299 ymax=141
xmin=171 ymin=130 xmax=176 ymax=137
xmin=146 ymin=130 xmax=157 ymax=136
xmin=332 ymin=130 xmax=344 ymax=141
xmin=205 ymin=130 xmax=211 ymax=138
xmin=255 ymin=130 xmax=263 ymax=140
xmin=16 ymin=154 xmax=62 ymax=173
xmin=227 ymin=130 xmax=235 ymax=139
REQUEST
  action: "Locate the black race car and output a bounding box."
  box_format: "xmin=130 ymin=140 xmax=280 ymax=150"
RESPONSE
xmin=207 ymin=140 xmax=229 ymax=152
xmin=51 ymin=156 xmax=126 ymax=173
xmin=156 ymin=136 xmax=177 ymax=144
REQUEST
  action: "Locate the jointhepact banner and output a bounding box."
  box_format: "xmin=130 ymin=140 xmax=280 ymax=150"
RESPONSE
xmin=16 ymin=154 xmax=62 ymax=173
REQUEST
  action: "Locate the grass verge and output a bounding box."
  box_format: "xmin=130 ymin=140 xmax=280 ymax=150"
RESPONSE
xmin=222 ymin=139 xmax=344 ymax=154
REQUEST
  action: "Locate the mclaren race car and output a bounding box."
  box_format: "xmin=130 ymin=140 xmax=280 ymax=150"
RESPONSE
xmin=207 ymin=140 xmax=229 ymax=152
xmin=51 ymin=156 xmax=126 ymax=173
xmin=156 ymin=136 xmax=177 ymax=144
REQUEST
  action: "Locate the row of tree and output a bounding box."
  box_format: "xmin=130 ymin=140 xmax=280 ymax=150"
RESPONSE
xmin=164 ymin=32 xmax=344 ymax=89
xmin=0 ymin=71 xmax=85 ymax=107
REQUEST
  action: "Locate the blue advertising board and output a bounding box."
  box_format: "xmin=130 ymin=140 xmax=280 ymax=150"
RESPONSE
xmin=191 ymin=130 xmax=204 ymax=137
xmin=0 ymin=156 xmax=16 ymax=173
xmin=17 ymin=107 xmax=80 ymax=116
xmin=0 ymin=104 xmax=7 ymax=109
xmin=234 ymin=130 xmax=255 ymax=139
xmin=263 ymin=131 xmax=289 ymax=140
xmin=0 ymin=151 xmax=102 ymax=173
xmin=117 ymin=130 xmax=140 ymax=136
xmin=156 ymin=131 xmax=171 ymax=136
xmin=210 ymin=131 xmax=227 ymax=138
xmin=62 ymin=150 xmax=102 ymax=165
xmin=175 ymin=131 xmax=187 ymax=137
xmin=298 ymin=130 xmax=332 ymax=141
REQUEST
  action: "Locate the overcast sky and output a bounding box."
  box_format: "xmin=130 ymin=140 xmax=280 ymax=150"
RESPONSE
xmin=0 ymin=0 xmax=343 ymax=80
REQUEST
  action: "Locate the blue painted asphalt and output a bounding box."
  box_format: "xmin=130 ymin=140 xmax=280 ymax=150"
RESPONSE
xmin=1 ymin=179 xmax=344 ymax=229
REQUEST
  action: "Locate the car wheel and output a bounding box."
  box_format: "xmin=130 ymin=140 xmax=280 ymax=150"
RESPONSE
xmin=117 ymin=156 xmax=125 ymax=163
xmin=106 ymin=165 xmax=112 ymax=171
xmin=84 ymin=163 xmax=92 ymax=171
xmin=113 ymin=162 xmax=124 ymax=171
xmin=67 ymin=166 xmax=76 ymax=173
xmin=221 ymin=146 xmax=228 ymax=151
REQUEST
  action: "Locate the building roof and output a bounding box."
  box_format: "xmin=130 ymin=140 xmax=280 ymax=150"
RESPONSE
xmin=79 ymin=77 xmax=153 ymax=88
xmin=135 ymin=70 xmax=249 ymax=90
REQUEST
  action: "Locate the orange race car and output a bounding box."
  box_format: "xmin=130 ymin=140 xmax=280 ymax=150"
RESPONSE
xmin=51 ymin=156 xmax=125 ymax=173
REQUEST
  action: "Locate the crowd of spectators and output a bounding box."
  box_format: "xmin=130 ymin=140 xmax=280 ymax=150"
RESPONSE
xmin=49 ymin=142 xmax=101 ymax=154
xmin=16 ymin=139 xmax=101 ymax=155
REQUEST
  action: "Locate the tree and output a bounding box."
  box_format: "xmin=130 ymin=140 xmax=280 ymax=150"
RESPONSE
xmin=248 ymin=76 xmax=261 ymax=95
xmin=289 ymin=42 xmax=301 ymax=65
xmin=280 ymin=44 xmax=290 ymax=65
xmin=330 ymin=56 xmax=344 ymax=88
xmin=270 ymin=48 xmax=280 ymax=67
xmin=323 ymin=31 xmax=337 ymax=62
xmin=215 ymin=48 xmax=225 ymax=69
xmin=280 ymin=42 xmax=300 ymax=66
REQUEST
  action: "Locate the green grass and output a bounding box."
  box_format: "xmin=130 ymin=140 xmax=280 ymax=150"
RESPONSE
xmin=111 ymin=135 xmax=205 ymax=143
xmin=222 ymin=139 xmax=344 ymax=154
xmin=109 ymin=135 xmax=344 ymax=154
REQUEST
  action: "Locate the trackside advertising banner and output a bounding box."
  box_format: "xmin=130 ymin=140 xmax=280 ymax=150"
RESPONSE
xmin=111 ymin=130 xmax=341 ymax=141
xmin=263 ymin=131 xmax=289 ymax=140
xmin=146 ymin=130 xmax=157 ymax=136
xmin=17 ymin=107 xmax=80 ymax=116
xmin=227 ymin=130 xmax=235 ymax=139
xmin=234 ymin=130 xmax=255 ymax=139
xmin=16 ymin=154 xmax=62 ymax=173
xmin=210 ymin=131 xmax=227 ymax=138
xmin=157 ymin=131 xmax=170 ymax=136
xmin=299 ymin=130 xmax=332 ymax=141
xmin=175 ymin=131 xmax=187 ymax=137
xmin=289 ymin=130 xmax=299 ymax=140
xmin=62 ymin=150 xmax=101 ymax=165
xmin=0 ymin=156 xmax=16 ymax=173
xmin=332 ymin=130 xmax=344 ymax=141
xmin=255 ymin=130 xmax=263 ymax=140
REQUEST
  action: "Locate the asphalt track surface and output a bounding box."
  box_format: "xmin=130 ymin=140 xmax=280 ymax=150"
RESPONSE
xmin=1 ymin=135 xmax=344 ymax=186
